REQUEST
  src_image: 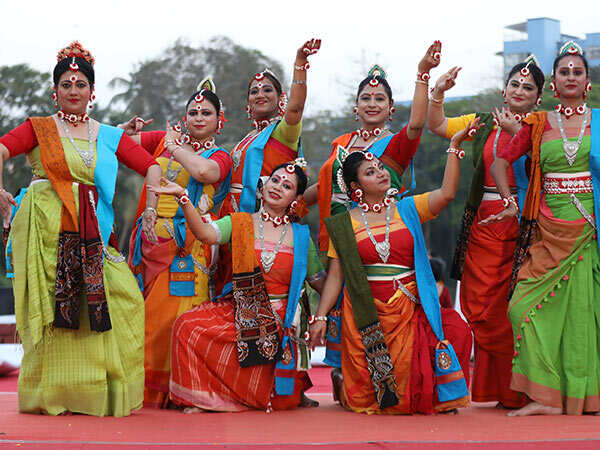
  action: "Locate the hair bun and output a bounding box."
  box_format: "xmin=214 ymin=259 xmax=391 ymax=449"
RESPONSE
xmin=57 ymin=41 xmax=95 ymax=66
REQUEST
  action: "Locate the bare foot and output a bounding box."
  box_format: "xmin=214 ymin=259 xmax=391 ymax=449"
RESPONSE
xmin=58 ymin=411 xmax=73 ymax=416
xmin=439 ymin=408 xmax=458 ymax=415
xmin=507 ymin=402 xmax=562 ymax=416
xmin=330 ymin=368 xmax=342 ymax=403
xmin=300 ymin=393 xmax=319 ymax=408
xmin=182 ymin=406 xmax=205 ymax=414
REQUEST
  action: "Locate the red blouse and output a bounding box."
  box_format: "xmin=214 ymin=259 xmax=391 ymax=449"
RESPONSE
xmin=497 ymin=120 xmax=552 ymax=164
xmin=0 ymin=120 xmax=158 ymax=176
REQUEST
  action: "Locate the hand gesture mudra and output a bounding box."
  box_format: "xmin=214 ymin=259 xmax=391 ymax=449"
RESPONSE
xmin=433 ymin=66 xmax=462 ymax=95
xmin=479 ymin=199 xmax=518 ymax=226
xmin=120 ymin=116 xmax=154 ymax=136
xmin=165 ymin=120 xmax=183 ymax=149
xmin=450 ymin=117 xmax=485 ymax=149
xmin=492 ymin=107 xmax=520 ymax=136
xmin=419 ymin=40 xmax=442 ymax=74
xmin=147 ymin=177 xmax=186 ymax=198
xmin=296 ymin=38 xmax=322 ymax=65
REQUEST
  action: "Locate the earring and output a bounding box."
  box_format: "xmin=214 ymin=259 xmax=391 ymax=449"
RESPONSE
xmin=245 ymin=105 xmax=252 ymax=121
xmin=288 ymin=200 xmax=298 ymax=216
xmin=51 ymin=89 xmax=58 ymax=109
xmin=353 ymin=106 xmax=359 ymax=122
xmin=351 ymin=188 xmax=363 ymax=203
xmin=388 ymin=106 xmax=395 ymax=122
xmin=88 ymin=92 xmax=95 ymax=110
xmin=550 ymin=81 xmax=559 ymax=98
xmin=278 ymin=92 xmax=288 ymax=117
xmin=502 ymin=89 xmax=507 ymax=104
xmin=584 ymin=82 xmax=592 ymax=99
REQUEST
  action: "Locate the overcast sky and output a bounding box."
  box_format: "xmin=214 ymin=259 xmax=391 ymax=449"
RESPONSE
xmin=2 ymin=0 xmax=599 ymax=115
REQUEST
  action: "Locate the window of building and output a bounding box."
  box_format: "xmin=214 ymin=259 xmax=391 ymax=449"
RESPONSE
xmin=586 ymin=46 xmax=600 ymax=60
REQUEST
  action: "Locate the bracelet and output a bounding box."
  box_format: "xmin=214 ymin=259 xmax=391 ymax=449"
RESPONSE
xmin=446 ymin=147 xmax=465 ymax=160
xmin=308 ymin=315 xmax=328 ymax=325
xmin=502 ymin=196 xmax=518 ymax=211
xmin=294 ymin=62 xmax=310 ymax=71
xmin=177 ymin=188 xmax=190 ymax=206
xmin=429 ymin=95 xmax=444 ymax=104
xmin=415 ymin=80 xmax=429 ymax=86
xmin=144 ymin=206 xmax=157 ymax=216
xmin=416 ymin=71 xmax=430 ymax=82
xmin=292 ymin=79 xmax=306 ymax=85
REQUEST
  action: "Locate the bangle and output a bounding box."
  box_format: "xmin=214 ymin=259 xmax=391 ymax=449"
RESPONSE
xmin=292 ymin=79 xmax=306 ymax=85
xmin=415 ymin=80 xmax=429 ymax=86
xmin=308 ymin=315 xmax=328 ymax=325
xmin=502 ymin=196 xmax=518 ymax=211
xmin=294 ymin=62 xmax=310 ymax=71
xmin=144 ymin=206 xmax=157 ymax=216
xmin=416 ymin=72 xmax=430 ymax=82
xmin=429 ymin=95 xmax=444 ymax=104
xmin=178 ymin=194 xmax=190 ymax=205
xmin=446 ymin=147 xmax=465 ymax=160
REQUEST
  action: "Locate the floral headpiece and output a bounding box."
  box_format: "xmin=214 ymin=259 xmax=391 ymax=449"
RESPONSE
xmin=56 ymin=41 xmax=95 ymax=66
xmin=366 ymin=64 xmax=387 ymax=87
xmin=285 ymin=157 xmax=307 ymax=175
xmin=559 ymin=40 xmax=584 ymax=58
xmin=192 ymin=75 xmax=227 ymax=134
xmin=519 ymin=54 xmax=540 ymax=77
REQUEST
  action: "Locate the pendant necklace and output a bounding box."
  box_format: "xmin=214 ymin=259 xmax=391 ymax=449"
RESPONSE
xmin=359 ymin=199 xmax=392 ymax=263
xmin=258 ymin=207 xmax=289 ymax=273
xmin=60 ymin=117 xmax=94 ymax=168
xmin=556 ymin=106 xmax=589 ymax=166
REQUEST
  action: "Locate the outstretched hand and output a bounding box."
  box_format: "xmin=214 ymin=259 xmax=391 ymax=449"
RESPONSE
xmin=147 ymin=177 xmax=186 ymax=198
xmin=433 ymin=66 xmax=461 ymax=95
xmin=492 ymin=107 xmax=521 ymax=136
xmin=120 ymin=116 xmax=154 ymax=136
xmin=479 ymin=202 xmax=518 ymax=225
xmin=419 ymin=40 xmax=442 ymax=74
xmin=296 ymin=38 xmax=321 ymax=64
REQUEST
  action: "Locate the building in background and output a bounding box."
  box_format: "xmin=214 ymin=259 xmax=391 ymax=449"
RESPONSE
xmin=498 ymin=17 xmax=600 ymax=76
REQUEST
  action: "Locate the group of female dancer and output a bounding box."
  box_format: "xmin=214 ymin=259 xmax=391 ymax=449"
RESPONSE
xmin=0 ymin=36 xmax=597 ymax=418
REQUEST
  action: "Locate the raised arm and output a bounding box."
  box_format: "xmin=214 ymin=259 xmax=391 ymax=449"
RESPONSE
xmin=117 ymin=116 xmax=155 ymax=145
xmin=427 ymin=66 xmax=462 ymax=137
xmin=309 ymin=257 xmax=344 ymax=350
xmin=284 ymin=39 xmax=321 ymax=126
xmin=407 ymin=41 xmax=442 ymax=139
xmin=147 ymin=177 xmax=219 ymax=244
xmin=428 ymin=118 xmax=483 ymax=216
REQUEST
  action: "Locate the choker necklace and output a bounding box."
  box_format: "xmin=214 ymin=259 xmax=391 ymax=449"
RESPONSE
xmin=258 ymin=207 xmax=290 ymax=273
xmin=253 ymin=116 xmax=280 ymax=132
xmin=359 ymin=198 xmax=392 ymax=263
xmin=174 ymin=133 xmax=214 ymax=151
xmin=59 ymin=116 xmax=94 ymax=168
xmin=165 ymin=135 xmax=214 ymax=182
xmin=556 ymin=106 xmax=589 ymax=166
xmin=261 ymin=209 xmax=290 ymax=227
xmin=555 ymin=103 xmax=587 ymax=119
xmin=57 ymin=110 xmax=89 ymax=127
xmin=358 ymin=188 xmax=398 ymax=213
xmin=356 ymin=127 xmax=386 ymax=140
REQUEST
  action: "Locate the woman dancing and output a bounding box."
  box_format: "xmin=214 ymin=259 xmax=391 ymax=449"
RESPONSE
xmin=309 ymin=122 xmax=475 ymax=414
xmin=123 ymin=79 xmax=232 ymax=408
xmin=220 ymin=38 xmax=321 ymax=216
xmin=148 ymin=160 xmax=325 ymax=412
xmin=307 ymin=41 xmax=442 ymax=371
xmin=487 ymin=41 xmax=600 ymax=416
xmin=427 ymin=57 xmax=545 ymax=408
xmin=0 ymin=41 xmax=161 ymax=416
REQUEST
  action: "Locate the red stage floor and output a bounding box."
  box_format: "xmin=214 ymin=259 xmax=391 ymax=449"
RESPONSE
xmin=1 ymin=368 xmax=600 ymax=449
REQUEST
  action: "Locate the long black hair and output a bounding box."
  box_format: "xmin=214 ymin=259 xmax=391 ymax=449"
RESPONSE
xmin=506 ymin=63 xmax=545 ymax=95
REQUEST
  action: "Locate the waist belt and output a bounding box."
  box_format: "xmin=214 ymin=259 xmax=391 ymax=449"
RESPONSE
xmin=482 ymin=185 xmax=517 ymax=194
xmin=543 ymin=171 xmax=593 ymax=195
xmin=364 ymin=264 xmax=418 ymax=303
